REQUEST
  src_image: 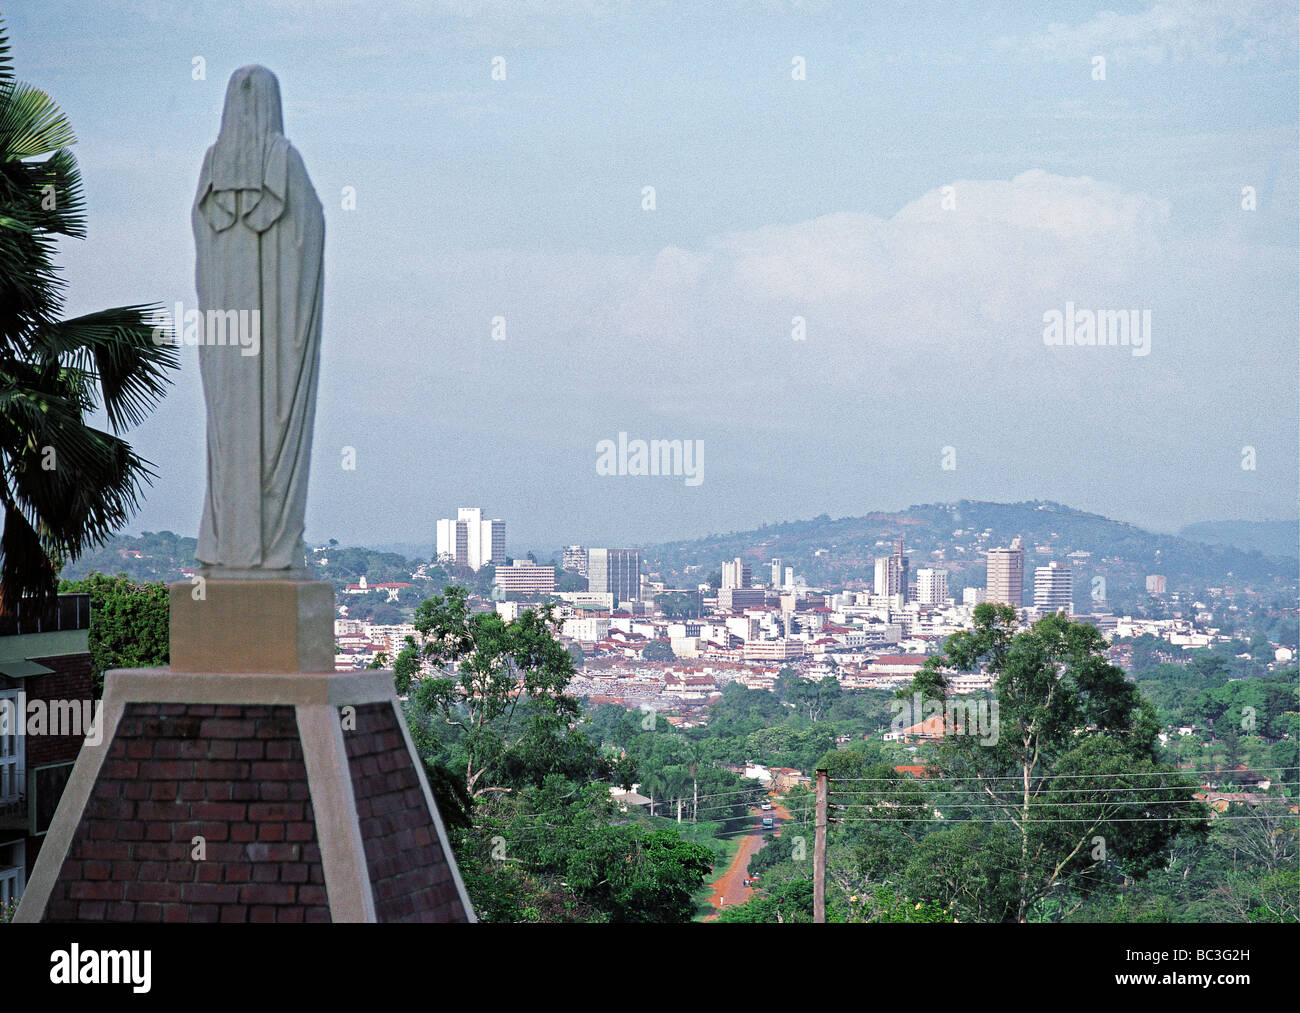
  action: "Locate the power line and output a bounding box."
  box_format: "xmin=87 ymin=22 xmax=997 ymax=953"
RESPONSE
xmin=500 ymin=799 xmax=814 ymax=832
xmin=837 ymin=801 xmax=1253 ymax=816
xmin=829 ymin=781 xmax=1299 ymax=796
xmin=468 ymin=787 xmax=773 ymax=825
xmin=826 ymin=775 xmax=1294 ymax=790
xmin=830 ymin=813 xmax=1295 ymax=823
xmin=500 ymin=795 xmax=809 ymax=828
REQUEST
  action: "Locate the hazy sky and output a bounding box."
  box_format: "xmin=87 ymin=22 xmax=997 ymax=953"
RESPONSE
xmin=10 ymin=0 xmax=1298 ymax=553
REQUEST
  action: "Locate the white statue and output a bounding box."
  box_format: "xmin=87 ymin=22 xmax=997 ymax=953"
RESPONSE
xmin=192 ymin=66 xmax=324 ymax=574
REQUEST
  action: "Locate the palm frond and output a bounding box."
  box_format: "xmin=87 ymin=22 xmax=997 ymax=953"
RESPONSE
xmin=0 ymin=17 xmax=12 ymax=87
xmin=29 ymin=146 xmax=86 ymax=238
xmin=0 ymin=80 xmax=76 ymax=161
xmin=0 ymin=14 xmax=177 ymax=609
xmin=3 ymin=408 xmax=157 ymax=557
xmin=0 ymin=499 xmax=56 ymax=609
xmin=37 ymin=305 xmax=177 ymax=430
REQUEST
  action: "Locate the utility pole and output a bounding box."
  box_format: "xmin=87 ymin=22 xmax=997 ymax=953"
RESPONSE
xmin=814 ymin=768 xmax=828 ymax=924
xmin=692 ymin=763 xmax=698 ymax=823
xmin=677 ymin=798 xmax=682 ymax=824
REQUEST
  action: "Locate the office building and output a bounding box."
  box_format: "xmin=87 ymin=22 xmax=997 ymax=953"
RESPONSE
xmin=493 ymin=559 xmax=556 ymax=598
xmin=915 ymin=568 xmax=949 ymax=606
xmin=1033 ymin=561 xmax=1073 ymax=615
xmin=436 ymin=507 xmax=505 ymax=571
xmin=562 ymin=545 xmax=588 ymax=576
xmin=1146 ymin=574 xmax=1167 ymax=595
xmin=874 ymin=542 xmax=909 ymax=598
xmin=569 ymin=592 xmax=615 ymax=612
xmin=742 ymin=639 xmax=805 ymax=662
xmin=770 ymin=558 xmax=783 ymax=588
xmin=588 ymin=548 xmax=640 ymax=604
xmin=562 ymin=617 xmax=610 ymax=642
xmin=986 ymin=536 xmax=1024 ymax=607
xmin=722 ymin=557 xmax=752 ymax=590
xmin=718 ymin=587 xmax=766 ymax=611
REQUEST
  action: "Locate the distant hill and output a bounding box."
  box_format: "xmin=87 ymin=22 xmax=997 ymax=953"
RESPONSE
xmin=59 ymin=531 xmax=197 ymax=584
xmin=1178 ymin=520 xmax=1298 ymax=562
xmin=366 ymin=541 xmax=432 ymax=562
xmin=60 ymin=501 xmax=1297 ymax=599
xmin=642 ymin=500 xmax=1297 ymax=594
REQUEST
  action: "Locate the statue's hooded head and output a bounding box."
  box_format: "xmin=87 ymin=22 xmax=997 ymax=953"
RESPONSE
xmin=198 ymin=65 xmax=288 ymax=231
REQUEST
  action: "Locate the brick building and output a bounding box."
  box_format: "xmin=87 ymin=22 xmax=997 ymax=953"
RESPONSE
xmin=0 ymin=593 xmax=94 ymax=909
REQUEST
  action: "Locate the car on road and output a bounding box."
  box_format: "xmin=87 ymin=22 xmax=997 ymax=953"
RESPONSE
xmin=760 ymin=802 xmax=772 ymax=810
xmin=761 ymin=817 xmax=774 ymax=828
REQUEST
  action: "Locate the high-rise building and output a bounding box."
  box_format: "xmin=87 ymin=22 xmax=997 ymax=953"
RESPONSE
xmin=562 ymin=545 xmax=588 ymax=577
xmin=435 ymin=507 xmax=505 ymax=571
xmin=874 ymin=542 xmax=909 ymax=598
xmin=784 ymin=566 xmax=794 ymax=589
xmin=1033 ymin=561 xmax=1073 ymax=615
xmin=493 ymin=560 xmax=557 ymax=598
xmin=986 ymin=536 xmax=1024 ymax=607
xmin=722 ymin=557 xmax=752 ymax=590
xmin=915 ymin=568 xmax=949 ymax=606
xmin=718 ymin=587 xmax=766 ymax=611
xmin=588 ymin=548 xmax=640 ymax=604
xmin=435 ymin=516 xmax=468 ymax=568
xmin=770 ymin=558 xmax=783 ymax=588
xmin=1145 ymin=574 xmax=1167 ymax=595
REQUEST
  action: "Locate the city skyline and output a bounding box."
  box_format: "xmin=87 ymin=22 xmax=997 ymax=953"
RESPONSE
xmin=6 ymin=0 xmax=1294 ymax=943
xmin=8 ymin=1 xmax=1297 ymax=552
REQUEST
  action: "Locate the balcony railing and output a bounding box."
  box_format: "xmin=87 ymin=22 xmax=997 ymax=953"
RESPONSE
xmin=0 ymin=594 xmax=92 ymax=638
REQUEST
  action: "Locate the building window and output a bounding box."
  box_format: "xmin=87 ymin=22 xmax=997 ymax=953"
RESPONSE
xmin=0 ymin=687 xmax=23 ymax=806
xmin=0 ymin=839 xmax=24 ymax=909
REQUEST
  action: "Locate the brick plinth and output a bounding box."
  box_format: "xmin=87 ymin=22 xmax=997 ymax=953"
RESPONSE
xmin=43 ymin=703 xmax=330 ymax=924
xmin=344 ymin=703 xmax=468 ymax=922
xmin=16 ymin=667 xmax=476 ymax=924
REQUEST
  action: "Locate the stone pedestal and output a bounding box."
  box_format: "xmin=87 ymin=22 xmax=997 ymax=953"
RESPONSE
xmin=169 ymin=580 xmax=334 ymax=674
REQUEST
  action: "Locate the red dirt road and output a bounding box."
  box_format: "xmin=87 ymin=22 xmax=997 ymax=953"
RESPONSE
xmin=703 ymin=795 xmax=793 ymax=920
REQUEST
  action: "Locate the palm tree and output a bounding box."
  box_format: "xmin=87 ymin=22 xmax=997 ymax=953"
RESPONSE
xmin=0 ymin=17 xmax=177 ymax=612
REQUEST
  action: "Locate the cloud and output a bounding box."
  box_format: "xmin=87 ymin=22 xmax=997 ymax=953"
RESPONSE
xmin=329 ymin=170 xmax=1253 ymax=437
xmin=995 ymin=0 xmax=1298 ymax=65
xmin=596 ymin=171 xmax=1173 ymax=361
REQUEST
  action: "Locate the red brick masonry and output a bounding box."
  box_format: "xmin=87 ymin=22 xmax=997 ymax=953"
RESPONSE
xmin=43 ymin=703 xmax=330 ymax=923
xmin=343 ymin=703 xmax=468 ymax=922
xmin=23 ymin=653 xmax=94 ymax=768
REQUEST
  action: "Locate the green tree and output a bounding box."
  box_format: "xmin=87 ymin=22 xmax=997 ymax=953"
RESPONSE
xmin=641 ymin=640 xmax=675 ymax=662
xmin=367 ymin=634 xmax=422 ymax=695
xmin=554 ymin=567 xmax=587 ymax=593
xmin=716 ymin=877 xmax=813 ymax=923
xmin=656 ymin=591 xmax=700 ymax=619
xmin=791 ymin=675 xmax=841 ymax=722
xmin=455 ymin=779 xmax=713 ymax=923
xmin=0 ymin=23 xmax=177 ymax=610
xmin=410 ymin=586 xmax=580 ymax=796
xmin=391 ymin=638 xmax=421 ymax=695
xmin=904 ymin=604 xmax=1205 ymax=922
xmin=58 ymin=572 xmax=168 ymax=695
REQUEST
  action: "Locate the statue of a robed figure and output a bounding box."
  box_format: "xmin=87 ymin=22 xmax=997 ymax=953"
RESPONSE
xmin=193 ymin=64 xmax=324 ymax=573
xmin=17 ymin=66 xmax=474 ymax=925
